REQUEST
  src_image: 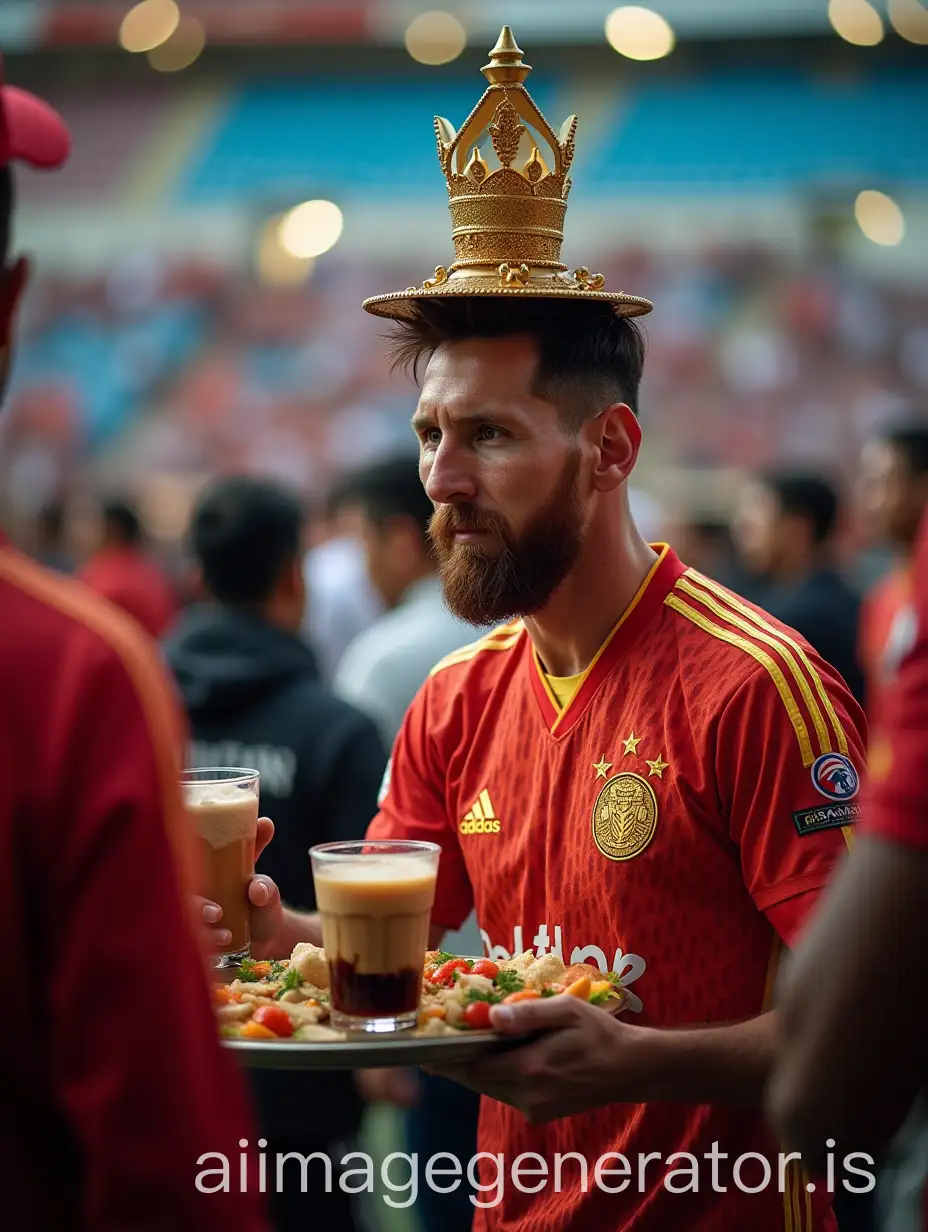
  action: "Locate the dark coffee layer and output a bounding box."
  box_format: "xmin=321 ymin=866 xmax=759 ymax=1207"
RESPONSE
xmin=329 ymin=959 xmax=420 ymax=1016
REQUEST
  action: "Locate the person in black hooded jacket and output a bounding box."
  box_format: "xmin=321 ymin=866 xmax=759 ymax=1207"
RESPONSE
xmin=164 ymin=474 xmax=388 ymax=1232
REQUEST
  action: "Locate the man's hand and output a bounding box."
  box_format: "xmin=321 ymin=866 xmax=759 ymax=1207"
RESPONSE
xmin=424 ymin=994 xmax=644 ymax=1124
xmin=198 ymin=817 xmax=283 ymax=955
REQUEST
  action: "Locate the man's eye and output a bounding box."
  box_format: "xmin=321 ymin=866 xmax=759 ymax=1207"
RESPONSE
xmin=422 ymin=428 xmax=441 ymax=445
xmin=477 ymin=425 xmax=503 ymax=441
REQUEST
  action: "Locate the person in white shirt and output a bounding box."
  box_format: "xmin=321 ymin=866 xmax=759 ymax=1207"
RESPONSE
xmin=332 ymin=452 xmax=487 ymax=753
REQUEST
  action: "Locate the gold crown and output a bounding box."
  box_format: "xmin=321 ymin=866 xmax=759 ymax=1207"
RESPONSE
xmin=362 ymin=27 xmax=653 ymax=321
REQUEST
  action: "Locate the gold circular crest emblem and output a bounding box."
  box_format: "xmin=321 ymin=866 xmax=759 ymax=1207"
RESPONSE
xmin=592 ymin=772 xmax=659 ymax=862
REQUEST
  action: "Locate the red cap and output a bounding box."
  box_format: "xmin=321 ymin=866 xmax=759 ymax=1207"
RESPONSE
xmin=0 ymin=61 xmax=71 ymax=170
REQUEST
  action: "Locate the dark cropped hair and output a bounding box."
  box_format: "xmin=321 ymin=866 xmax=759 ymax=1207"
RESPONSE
xmin=189 ymin=475 xmax=304 ymax=605
xmin=880 ymin=421 xmax=928 ymax=476
xmin=102 ymin=497 xmax=143 ymax=545
xmin=386 ymin=297 xmax=646 ymax=429
xmin=761 ymin=471 xmax=839 ymax=546
xmin=333 ymin=452 xmax=433 ymax=540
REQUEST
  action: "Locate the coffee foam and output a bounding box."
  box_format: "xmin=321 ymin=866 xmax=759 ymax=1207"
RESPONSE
xmin=314 ymin=856 xmax=436 ymax=886
xmin=185 ymin=782 xmax=258 ymax=849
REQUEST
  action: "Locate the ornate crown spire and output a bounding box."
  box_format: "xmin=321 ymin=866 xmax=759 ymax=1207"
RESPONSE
xmin=362 ymin=27 xmax=652 ymax=321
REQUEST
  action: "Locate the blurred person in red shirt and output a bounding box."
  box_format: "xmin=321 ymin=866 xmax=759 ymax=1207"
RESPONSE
xmin=769 ymin=507 xmax=928 ymax=1228
xmin=0 ymin=60 xmax=268 ymax=1230
xmin=857 ymin=421 xmax=928 ymax=728
xmin=79 ymin=495 xmax=179 ymax=638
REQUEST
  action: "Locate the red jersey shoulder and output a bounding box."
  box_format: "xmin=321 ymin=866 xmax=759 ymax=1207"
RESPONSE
xmin=0 ymin=546 xmax=162 ymax=679
xmin=663 ymin=566 xmax=866 ymax=750
xmin=423 ymin=618 xmax=525 ymax=703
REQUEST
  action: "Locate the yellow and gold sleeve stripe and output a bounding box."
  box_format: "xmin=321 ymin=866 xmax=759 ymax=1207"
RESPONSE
xmin=429 ymin=620 xmax=523 ymax=676
xmin=664 ymin=591 xmax=816 ymax=766
xmin=685 ymin=571 xmax=849 ymax=756
xmin=676 ymin=575 xmax=832 ymax=756
xmin=785 ymin=1157 xmax=815 ymax=1231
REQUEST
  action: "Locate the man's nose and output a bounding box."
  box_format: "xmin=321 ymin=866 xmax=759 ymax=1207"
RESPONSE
xmin=423 ymin=440 xmax=478 ymax=505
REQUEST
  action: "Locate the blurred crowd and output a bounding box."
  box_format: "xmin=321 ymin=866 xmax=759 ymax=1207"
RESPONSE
xmin=4 ymin=241 xmax=927 ymax=536
xmin=11 ymin=409 xmax=927 ymax=1231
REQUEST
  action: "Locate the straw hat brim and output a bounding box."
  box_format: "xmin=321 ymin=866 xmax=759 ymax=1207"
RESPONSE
xmin=362 ymin=277 xmax=654 ymax=322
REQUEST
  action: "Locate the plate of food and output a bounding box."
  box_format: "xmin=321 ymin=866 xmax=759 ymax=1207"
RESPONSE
xmin=216 ymin=945 xmax=627 ymax=1070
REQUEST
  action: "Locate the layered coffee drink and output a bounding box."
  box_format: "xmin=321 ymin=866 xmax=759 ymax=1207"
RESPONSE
xmin=183 ymin=769 xmax=260 ymax=968
xmin=310 ymin=841 xmax=440 ymax=1032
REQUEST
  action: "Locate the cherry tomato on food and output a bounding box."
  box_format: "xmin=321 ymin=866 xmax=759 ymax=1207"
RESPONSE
xmin=251 ymin=1005 xmax=294 ymax=1037
xmin=471 ymin=960 xmax=500 ymax=980
xmin=463 ymin=1000 xmax=493 ymax=1029
xmin=432 ymin=958 xmax=471 ymax=986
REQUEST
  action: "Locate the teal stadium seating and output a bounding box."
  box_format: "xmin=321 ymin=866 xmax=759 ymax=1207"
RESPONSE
xmin=175 ymin=70 xmax=928 ymax=202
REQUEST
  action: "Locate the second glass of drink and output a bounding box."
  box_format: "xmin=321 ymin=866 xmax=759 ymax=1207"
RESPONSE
xmin=183 ymin=767 xmax=260 ymax=969
xmin=309 ymin=839 xmax=440 ymax=1033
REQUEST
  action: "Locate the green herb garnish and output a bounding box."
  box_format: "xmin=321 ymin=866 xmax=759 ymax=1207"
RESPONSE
xmin=269 ymin=960 xmax=287 ymax=979
xmin=494 ymin=970 xmax=524 ymax=995
xmin=540 ymin=986 xmax=558 ymax=997
xmin=432 ymin=951 xmax=457 ymax=965
xmin=465 ymin=987 xmax=502 ymax=1004
xmin=605 ymin=971 xmax=623 ymax=986
xmin=590 ymin=989 xmax=614 ymax=1005
xmin=274 ymin=967 xmax=303 ymax=999
xmin=237 ymin=958 xmax=260 ymax=983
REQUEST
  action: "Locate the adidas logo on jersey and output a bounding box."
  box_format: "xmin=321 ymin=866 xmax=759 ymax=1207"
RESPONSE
xmin=460 ymin=789 xmax=501 ymax=835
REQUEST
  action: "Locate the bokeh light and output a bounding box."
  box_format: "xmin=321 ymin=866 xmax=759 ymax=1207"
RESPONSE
xmin=404 ymin=11 xmax=468 ymax=65
xmin=828 ymin=0 xmax=885 ymax=46
xmin=279 ymin=200 xmax=344 ymax=259
xmin=256 ymin=216 xmax=317 ymax=286
xmin=119 ymin=0 xmax=180 ymax=54
xmin=855 ymin=190 xmax=906 ymax=246
xmin=888 ymin=0 xmax=928 ymax=44
xmin=147 ymin=15 xmax=206 ymax=71
xmin=605 ymin=6 xmax=675 ymax=60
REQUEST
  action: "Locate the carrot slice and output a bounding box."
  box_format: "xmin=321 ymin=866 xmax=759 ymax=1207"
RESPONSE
xmin=564 ymin=976 xmax=592 ymax=999
xmin=239 ymin=1021 xmax=277 ymax=1040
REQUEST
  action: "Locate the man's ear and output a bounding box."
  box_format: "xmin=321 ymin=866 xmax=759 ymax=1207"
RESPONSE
xmin=587 ymin=402 xmax=642 ymax=493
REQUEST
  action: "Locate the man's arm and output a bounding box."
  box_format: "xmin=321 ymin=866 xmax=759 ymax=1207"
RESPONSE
xmin=770 ymin=517 xmax=928 ymax=1168
xmin=47 ymin=632 xmax=268 ymax=1230
xmin=767 ymin=834 xmax=928 ymax=1169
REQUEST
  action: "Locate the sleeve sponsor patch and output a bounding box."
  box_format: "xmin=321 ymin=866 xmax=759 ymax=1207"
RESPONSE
xmin=811 ymin=752 xmax=860 ymax=800
xmin=793 ymin=801 xmax=863 ymax=836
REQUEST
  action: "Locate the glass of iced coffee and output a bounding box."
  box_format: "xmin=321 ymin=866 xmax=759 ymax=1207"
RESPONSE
xmin=183 ymin=767 xmax=260 ymax=969
xmin=309 ymin=839 xmax=440 ymax=1033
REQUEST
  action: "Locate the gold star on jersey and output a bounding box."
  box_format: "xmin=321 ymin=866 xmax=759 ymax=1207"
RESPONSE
xmin=646 ymin=754 xmax=670 ymax=779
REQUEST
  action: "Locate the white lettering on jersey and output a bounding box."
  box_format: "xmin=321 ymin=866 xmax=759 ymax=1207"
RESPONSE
xmin=479 ymin=922 xmax=646 ymax=1013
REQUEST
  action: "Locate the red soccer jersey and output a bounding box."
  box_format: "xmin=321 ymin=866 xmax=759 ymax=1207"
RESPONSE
xmin=369 ymin=544 xmax=867 ymax=1232
xmin=864 ymin=514 xmax=928 ymax=850
xmin=0 ymin=537 xmax=268 ymax=1230
xmin=79 ymin=545 xmax=178 ymax=639
xmin=858 ymin=563 xmax=912 ymax=731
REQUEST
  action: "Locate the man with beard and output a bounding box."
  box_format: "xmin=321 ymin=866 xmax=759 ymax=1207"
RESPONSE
xmin=202 ymin=29 xmax=867 ymax=1232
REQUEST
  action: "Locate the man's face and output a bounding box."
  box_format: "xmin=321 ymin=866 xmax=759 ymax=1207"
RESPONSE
xmin=413 ymin=335 xmax=588 ymax=626
xmin=732 ymin=481 xmax=784 ymax=576
xmin=858 ymin=440 xmax=926 ymax=548
xmin=357 ymin=511 xmax=413 ymax=610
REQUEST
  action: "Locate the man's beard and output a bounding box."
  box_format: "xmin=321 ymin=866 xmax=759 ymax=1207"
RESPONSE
xmin=428 ymin=449 xmax=586 ymax=626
